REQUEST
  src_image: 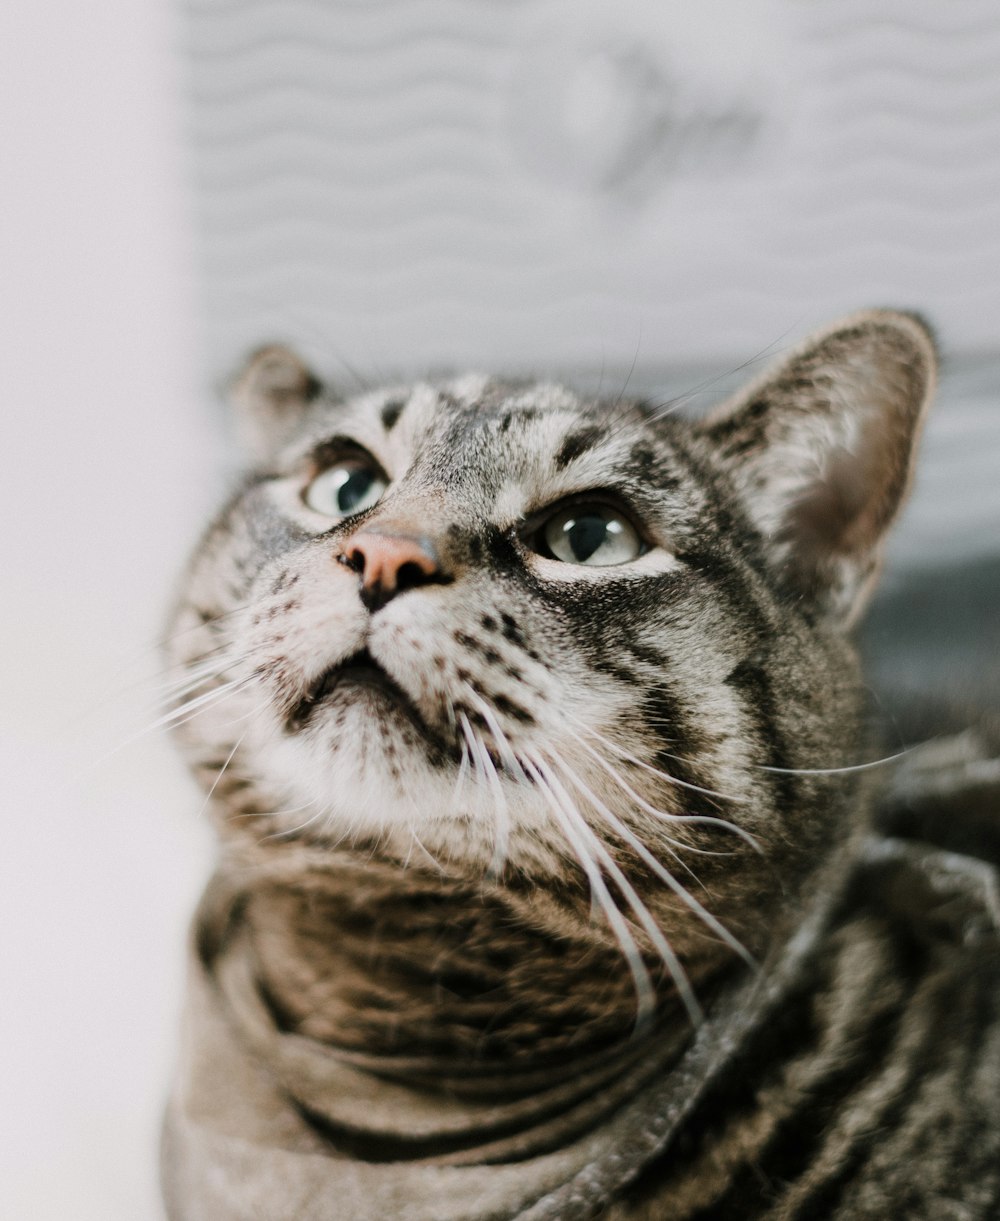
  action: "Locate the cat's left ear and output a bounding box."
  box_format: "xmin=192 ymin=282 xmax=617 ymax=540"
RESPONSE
xmin=230 ymin=345 xmax=323 ymax=461
xmin=695 ymin=310 xmax=937 ymax=629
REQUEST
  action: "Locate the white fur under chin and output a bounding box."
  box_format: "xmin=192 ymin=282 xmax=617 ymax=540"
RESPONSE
xmin=247 ymin=703 xmax=578 ymax=875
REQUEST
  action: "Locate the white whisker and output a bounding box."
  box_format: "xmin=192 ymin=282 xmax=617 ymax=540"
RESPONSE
xmin=259 ymin=799 xmax=325 ymax=841
xmin=569 ymin=716 xmax=749 ymax=806
xmin=528 ymin=750 xmax=703 ymax=1025
xmin=458 ymin=684 xmax=528 ymax=783
xmin=91 ymin=604 xmax=250 ymax=703
xmin=563 ymin=734 xmax=712 ymax=868
xmin=457 ymin=682 xmax=532 ymax=872
xmin=552 ymin=752 xmax=704 ymax=885
xmin=551 ymin=753 xmax=756 ymax=972
xmin=754 ymin=748 xmax=917 ymax=777
xmin=152 ymin=603 xmax=250 ymax=654
xmin=156 ymin=677 xmax=256 ymax=732
xmin=403 ymin=825 xmax=446 ymax=873
xmin=565 ymin=726 xmax=761 ymax=854
xmin=79 ymin=674 xmax=260 ymax=778
xmin=521 ymin=753 xmax=659 ymax=1028
xmin=473 ymin=729 xmax=510 ymax=874
xmin=451 ymin=731 xmax=472 ymax=812
xmin=457 ymin=712 xmax=484 ymax=796
xmin=197 ymin=730 xmax=249 ymax=819
xmin=457 ymin=710 xmax=510 ymax=870
xmin=160 ymin=658 xmax=235 ymax=698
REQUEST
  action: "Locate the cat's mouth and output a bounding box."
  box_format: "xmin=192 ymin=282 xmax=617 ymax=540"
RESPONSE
xmin=286 ymin=648 xmax=424 ymax=733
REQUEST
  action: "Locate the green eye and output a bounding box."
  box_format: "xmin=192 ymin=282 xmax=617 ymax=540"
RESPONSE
xmin=539 ymin=504 xmax=644 ymax=566
xmin=305 ymin=460 xmax=388 ymax=518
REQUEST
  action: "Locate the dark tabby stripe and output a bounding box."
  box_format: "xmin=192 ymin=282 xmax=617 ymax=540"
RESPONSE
xmin=380 ymin=398 xmax=405 ymax=431
xmin=724 ymin=658 xmax=795 ymax=809
xmin=554 ymin=426 xmax=606 ymax=470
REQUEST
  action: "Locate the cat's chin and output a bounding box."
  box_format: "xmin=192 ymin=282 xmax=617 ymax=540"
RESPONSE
xmin=271 ymin=637 xmax=479 ymax=787
xmin=247 ymin=710 xmax=573 ymax=874
xmin=285 ymin=647 xmax=439 ymax=738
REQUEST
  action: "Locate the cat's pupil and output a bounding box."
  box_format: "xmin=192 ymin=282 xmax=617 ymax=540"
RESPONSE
xmin=304 ymin=459 xmax=388 ymax=518
xmin=540 ymin=505 xmax=641 ymax=565
xmin=565 ymin=515 xmax=613 ymax=562
xmin=338 ymin=467 xmax=375 ymax=513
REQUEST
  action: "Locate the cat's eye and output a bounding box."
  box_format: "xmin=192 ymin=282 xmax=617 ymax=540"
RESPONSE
xmin=536 ymin=504 xmax=644 ymax=566
xmin=304 ymin=459 xmax=388 ymax=519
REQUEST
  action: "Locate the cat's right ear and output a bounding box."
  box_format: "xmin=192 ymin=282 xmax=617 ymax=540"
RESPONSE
xmin=230 ymin=345 xmax=323 ymax=461
xmin=693 ymin=311 xmax=936 ymax=629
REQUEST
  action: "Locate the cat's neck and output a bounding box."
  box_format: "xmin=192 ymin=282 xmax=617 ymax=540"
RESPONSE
xmin=198 ymin=840 xmax=724 ymax=1079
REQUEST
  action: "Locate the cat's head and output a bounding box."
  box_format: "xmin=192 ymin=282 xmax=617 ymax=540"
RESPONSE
xmin=167 ymin=311 xmax=934 ymax=994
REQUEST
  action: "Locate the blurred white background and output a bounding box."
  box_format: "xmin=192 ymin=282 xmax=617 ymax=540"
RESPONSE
xmin=1 ymin=3 xmax=214 ymax=1218
xmin=2 ymin=1 xmax=997 ymax=1218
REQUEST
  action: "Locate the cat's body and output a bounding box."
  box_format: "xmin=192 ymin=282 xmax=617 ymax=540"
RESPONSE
xmin=161 ymin=313 xmax=1000 ymax=1219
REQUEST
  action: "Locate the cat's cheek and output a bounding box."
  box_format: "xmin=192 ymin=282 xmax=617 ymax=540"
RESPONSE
xmin=234 ymin=552 xmax=369 ymax=709
xmin=248 ymin=716 xmax=562 ymax=871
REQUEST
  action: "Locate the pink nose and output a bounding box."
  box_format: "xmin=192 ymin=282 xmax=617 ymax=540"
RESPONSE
xmin=340 ymin=530 xmax=440 ymax=611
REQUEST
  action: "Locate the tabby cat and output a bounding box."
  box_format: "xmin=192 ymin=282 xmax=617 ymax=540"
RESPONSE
xmin=161 ymin=311 xmax=1000 ymax=1220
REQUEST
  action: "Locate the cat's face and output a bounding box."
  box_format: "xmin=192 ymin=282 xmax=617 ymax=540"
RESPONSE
xmin=167 ymin=312 xmax=935 ymax=986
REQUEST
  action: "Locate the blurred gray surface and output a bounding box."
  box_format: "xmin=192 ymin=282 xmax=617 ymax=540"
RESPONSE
xmin=860 ymin=556 xmax=1000 ymax=723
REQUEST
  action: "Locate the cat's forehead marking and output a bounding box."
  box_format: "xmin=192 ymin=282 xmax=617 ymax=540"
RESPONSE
xmin=471 ymin=410 xmax=663 ymax=525
xmin=398 ymin=382 xmax=454 ymax=436
xmin=379 ymin=397 xmax=406 ymax=433
xmin=368 ymin=378 xmax=494 ymax=467
xmin=313 ymin=379 xmax=668 ymax=526
xmin=411 ymin=386 xmax=670 ymax=522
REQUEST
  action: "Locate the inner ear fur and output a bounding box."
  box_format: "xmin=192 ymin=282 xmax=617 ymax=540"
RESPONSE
xmin=231 ymin=345 xmax=323 ymax=461
xmin=696 ymin=310 xmax=937 ymax=629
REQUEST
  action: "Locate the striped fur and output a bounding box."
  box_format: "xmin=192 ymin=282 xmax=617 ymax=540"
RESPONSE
xmin=161 ymin=312 xmax=1000 ymax=1219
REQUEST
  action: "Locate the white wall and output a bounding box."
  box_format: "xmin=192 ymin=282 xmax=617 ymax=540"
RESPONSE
xmin=183 ymin=0 xmax=1000 ymax=376
xmin=1 ymin=3 xmax=216 ymax=1217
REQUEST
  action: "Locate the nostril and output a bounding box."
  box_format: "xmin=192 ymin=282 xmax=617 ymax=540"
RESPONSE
xmin=339 ymin=528 xmax=444 ymax=609
xmin=396 ymin=559 xmax=431 ymax=592
xmin=340 ymin=546 xmax=366 ymax=575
